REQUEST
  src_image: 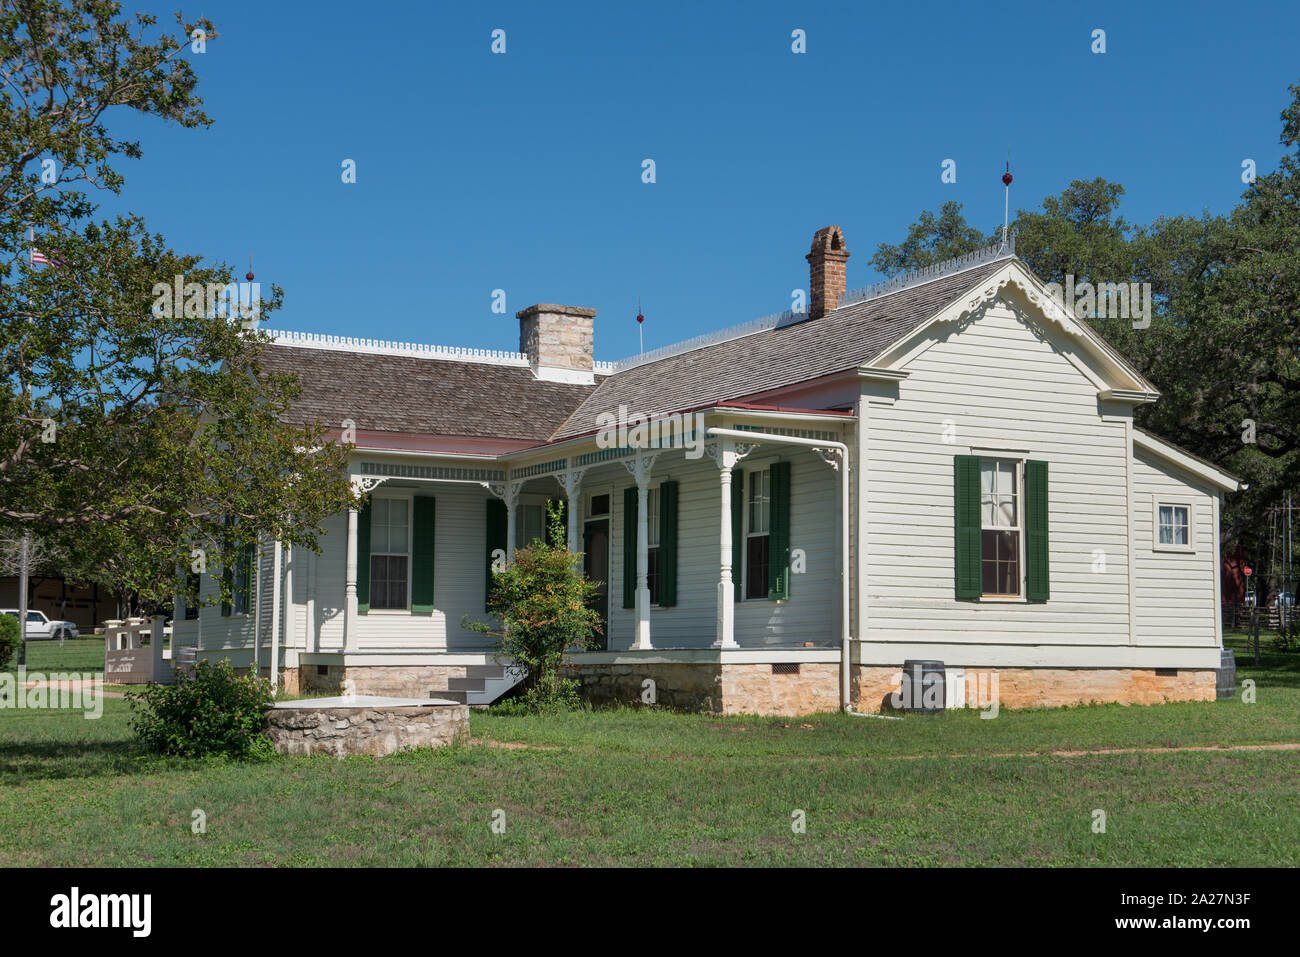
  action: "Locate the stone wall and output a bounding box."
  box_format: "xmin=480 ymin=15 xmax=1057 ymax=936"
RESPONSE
xmin=300 ymin=664 xmax=468 ymax=698
xmin=572 ymin=662 xmax=839 ymax=716
xmin=265 ymin=703 xmax=468 ymax=757
xmin=575 ymin=660 xmax=1218 ymax=716
xmin=853 ymin=665 xmax=1217 ymax=712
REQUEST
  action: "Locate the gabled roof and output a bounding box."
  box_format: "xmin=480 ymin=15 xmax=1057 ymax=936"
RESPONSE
xmin=1133 ymin=426 xmax=1241 ymax=492
xmin=550 ymin=259 xmax=1009 ymax=440
xmin=257 ymin=344 xmax=600 ymax=442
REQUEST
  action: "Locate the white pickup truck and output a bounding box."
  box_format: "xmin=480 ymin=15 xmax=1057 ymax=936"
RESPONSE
xmin=1 ymin=609 xmax=80 ymax=642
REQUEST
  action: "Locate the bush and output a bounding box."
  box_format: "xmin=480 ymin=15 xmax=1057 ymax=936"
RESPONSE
xmin=127 ymin=657 xmax=275 ymax=758
xmin=0 ymin=614 xmax=21 ymax=670
xmin=464 ymin=501 xmax=603 ymax=712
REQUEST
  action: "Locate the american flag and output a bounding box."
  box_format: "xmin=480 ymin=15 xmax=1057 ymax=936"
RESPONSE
xmin=30 ymin=247 xmax=49 ymax=265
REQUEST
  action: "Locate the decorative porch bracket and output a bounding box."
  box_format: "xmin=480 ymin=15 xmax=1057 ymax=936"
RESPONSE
xmin=483 ymin=478 xmax=525 ymax=562
xmin=556 ymin=467 xmax=587 ymax=556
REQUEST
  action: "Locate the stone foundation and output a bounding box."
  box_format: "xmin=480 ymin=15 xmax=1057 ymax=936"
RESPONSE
xmin=265 ymin=701 xmax=468 ymax=757
xmin=300 ymin=664 xmax=469 ymax=698
xmin=574 ymin=660 xmax=1218 ymax=716
xmin=853 ymin=665 xmax=1217 ymax=713
xmin=572 ymin=662 xmax=839 ymax=716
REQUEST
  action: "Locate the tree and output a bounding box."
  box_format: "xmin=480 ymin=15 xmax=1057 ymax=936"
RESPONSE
xmin=870 ymin=201 xmax=988 ymax=278
xmin=0 ymin=1 xmax=357 ymax=607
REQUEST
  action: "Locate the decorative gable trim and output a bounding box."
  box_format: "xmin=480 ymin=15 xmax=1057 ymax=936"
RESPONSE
xmin=869 ymin=261 xmax=1159 ymax=397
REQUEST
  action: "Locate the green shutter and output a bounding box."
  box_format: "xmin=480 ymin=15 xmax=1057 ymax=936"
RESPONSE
xmin=622 ymin=486 xmax=637 ymax=609
xmin=768 ymin=461 xmax=791 ymax=600
xmin=220 ymin=516 xmax=233 ymax=616
xmin=221 ymin=564 xmax=232 ymax=616
xmin=412 ymin=496 xmax=436 ymax=614
xmin=658 ymin=480 xmax=678 ymax=607
xmin=356 ymin=496 xmax=372 ymax=614
xmin=1025 ymin=459 xmax=1050 ymax=601
xmin=731 ymin=468 xmax=744 ymax=601
xmin=954 ymin=455 xmax=981 ymax=599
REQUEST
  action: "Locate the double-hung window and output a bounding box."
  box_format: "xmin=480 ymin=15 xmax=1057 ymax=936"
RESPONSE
xmin=980 ymin=459 xmax=1022 ymax=597
xmin=369 ymin=497 xmax=409 ymax=610
xmin=1155 ymin=502 xmax=1192 ymax=551
xmin=745 ymin=467 xmax=771 ymax=600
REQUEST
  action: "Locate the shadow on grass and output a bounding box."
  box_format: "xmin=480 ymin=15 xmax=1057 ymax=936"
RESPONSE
xmin=0 ymin=738 xmax=189 ymax=784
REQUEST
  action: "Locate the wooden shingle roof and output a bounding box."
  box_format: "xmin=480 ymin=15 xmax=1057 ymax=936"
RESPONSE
xmin=550 ymin=260 xmax=1008 ymax=440
xmin=257 ymin=345 xmax=601 ymax=442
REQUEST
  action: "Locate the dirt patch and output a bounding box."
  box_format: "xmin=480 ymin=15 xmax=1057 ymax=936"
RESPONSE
xmin=470 ymin=738 xmax=563 ymax=752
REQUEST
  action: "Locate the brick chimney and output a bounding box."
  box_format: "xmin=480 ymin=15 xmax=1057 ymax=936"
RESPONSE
xmin=517 ymin=303 xmax=597 ymax=384
xmin=806 ymin=225 xmax=850 ymax=319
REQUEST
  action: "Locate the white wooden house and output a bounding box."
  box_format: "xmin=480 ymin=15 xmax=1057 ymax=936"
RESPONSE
xmin=171 ymin=226 xmax=1238 ymax=714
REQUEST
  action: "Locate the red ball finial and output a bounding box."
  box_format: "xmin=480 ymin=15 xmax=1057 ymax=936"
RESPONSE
xmin=636 ymin=312 xmax=644 ymax=324
xmin=1002 ymin=171 xmax=1013 ymax=186
xmin=246 ymin=270 xmax=255 ymax=281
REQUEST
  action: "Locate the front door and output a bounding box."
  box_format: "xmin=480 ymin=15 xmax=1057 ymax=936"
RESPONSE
xmin=582 ymin=519 xmax=610 ymax=650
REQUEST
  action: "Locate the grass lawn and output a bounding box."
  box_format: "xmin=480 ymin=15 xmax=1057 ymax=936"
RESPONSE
xmin=1 ymin=631 xmax=1297 ymax=866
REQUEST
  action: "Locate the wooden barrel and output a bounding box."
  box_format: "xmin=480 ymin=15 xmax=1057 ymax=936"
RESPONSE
xmin=1216 ymin=649 xmax=1236 ymax=701
xmin=899 ymin=659 xmax=946 ymax=713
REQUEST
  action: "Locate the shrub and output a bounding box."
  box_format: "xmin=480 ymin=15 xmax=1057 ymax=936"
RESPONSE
xmin=0 ymin=614 xmax=21 ymax=670
xmin=464 ymin=501 xmax=603 ymax=712
xmin=127 ymin=657 xmax=275 ymax=758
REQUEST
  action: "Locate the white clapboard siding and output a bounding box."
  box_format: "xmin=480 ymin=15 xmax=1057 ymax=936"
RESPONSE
xmin=1130 ymin=449 xmax=1219 ymax=647
xmin=296 ymin=483 xmax=498 ymax=653
xmin=862 ymin=299 xmax=1135 ymax=650
xmin=605 ymin=446 xmax=840 ymax=649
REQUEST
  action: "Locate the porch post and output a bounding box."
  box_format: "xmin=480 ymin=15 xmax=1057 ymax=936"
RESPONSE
xmin=344 ymin=506 xmax=358 ymax=652
xmin=623 ymin=450 xmax=658 ymax=650
xmin=504 ymin=480 xmax=520 ymax=562
xmin=714 ymin=442 xmax=738 ymax=648
xmin=557 ymin=468 xmax=586 ymax=556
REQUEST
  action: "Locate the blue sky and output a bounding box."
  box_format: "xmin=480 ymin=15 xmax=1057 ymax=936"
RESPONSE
xmin=109 ymin=0 xmax=1300 ymax=363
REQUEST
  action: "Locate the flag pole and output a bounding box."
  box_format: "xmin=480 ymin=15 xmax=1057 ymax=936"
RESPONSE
xmin=1002 ymin=152 xmax=1012 ymax=247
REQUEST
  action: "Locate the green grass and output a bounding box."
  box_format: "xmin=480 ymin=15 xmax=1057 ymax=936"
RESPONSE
xmin=6 ymin=636 xmax=115 ymax=674
xmin=1 ymin=629 xmax=1297 ymax=866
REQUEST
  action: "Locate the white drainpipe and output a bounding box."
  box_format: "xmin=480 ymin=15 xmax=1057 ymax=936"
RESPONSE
xmin=705 ymin=427 xmax=853 ymax=711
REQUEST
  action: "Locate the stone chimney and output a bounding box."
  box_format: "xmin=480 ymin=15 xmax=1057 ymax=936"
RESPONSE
xmin=517 ymin=303 xmax=597 ymax=383
xmin=806 ymin=225 xmax=850 ymax=319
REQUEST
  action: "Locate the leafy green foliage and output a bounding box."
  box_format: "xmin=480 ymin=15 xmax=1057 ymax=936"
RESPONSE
xmin=127 ymin=657 xmax=275 ymax=759
xmin=464 ymin=501 xmax=603 ymax=710
xmin=0 ymin=612 xmax=21 ymax=669
xmin=0 ymin=1 xmax=358 ymax=606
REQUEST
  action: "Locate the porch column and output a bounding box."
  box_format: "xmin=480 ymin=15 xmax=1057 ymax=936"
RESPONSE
xmin=557 ymin=468 xmax=586 ymax=556
xmin=624 ymin=450 xmax=658 ymax=650
xmin=708 ymin=439 xmax=748 ymax=649
xmin=504 ymin=479 xmax=521 ymax=562
xmin=344 ymin=506 xmax=358 ymax=652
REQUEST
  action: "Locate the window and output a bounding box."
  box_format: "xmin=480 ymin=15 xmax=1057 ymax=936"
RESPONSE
xmin=1155 ymin=501 xmax=1193 ymax=551
xmin=517 ymin=504 xmax=544 ymax=548
xmin=183 ymin=572 xmax=200 ymax=620
xmin=369 ymin=497 xmax=409 ymax=609
xmin=589 ymin=493 xmax=610 ymax=517
xmin=980 ymin=459 xmax=1021 ymax=597
xmin=646 ymin=487 xmax=661 ymax=605
xmin=746 ymin=467 xmax=771 ymax=600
